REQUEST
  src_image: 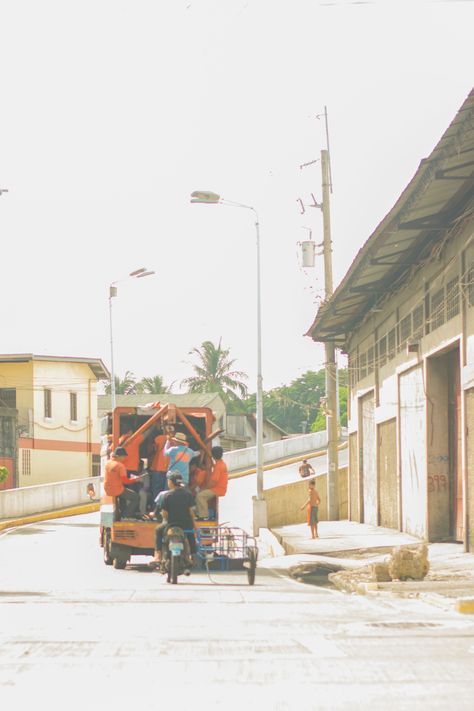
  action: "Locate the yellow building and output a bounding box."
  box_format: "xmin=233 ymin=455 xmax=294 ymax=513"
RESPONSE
xmin=0 ymin=354 xmax=109 ymax=488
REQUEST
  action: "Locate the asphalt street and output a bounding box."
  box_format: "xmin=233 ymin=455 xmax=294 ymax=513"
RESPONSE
xmin=1 ymin=471 xmax=474 ymax=711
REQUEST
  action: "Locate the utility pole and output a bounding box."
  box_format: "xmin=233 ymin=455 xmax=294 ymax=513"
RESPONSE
xmin=321 ymin=148 xmax=339 ymax=520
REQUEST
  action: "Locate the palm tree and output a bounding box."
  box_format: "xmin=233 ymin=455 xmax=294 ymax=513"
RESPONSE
xmin=181 ymin=339 xmax=248 ymax=402
xmin=104 ymin=370 xmax=138 ymax=395
xmin=137 ymin=374 xmax=172 ymax=394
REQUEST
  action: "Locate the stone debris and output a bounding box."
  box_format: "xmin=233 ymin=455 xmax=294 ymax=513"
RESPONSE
xmin=328 ymin=544 xmax=430 ymax=593
xmin=388 ymin=544 xmax=429 ymax=582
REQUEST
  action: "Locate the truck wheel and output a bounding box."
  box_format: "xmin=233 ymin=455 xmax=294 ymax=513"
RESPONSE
xmin=246 ymin=548 xmax=257 ymax=586
xmin=103 ymin=530 xmax=113 ymax=566
xmin=113 ymin=554 xmax=128 ymax=570
xmin=171 ymin=554 xmax=179 ymax=584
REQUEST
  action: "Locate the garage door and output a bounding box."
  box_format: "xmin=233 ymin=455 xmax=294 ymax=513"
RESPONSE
xmin=400 ymin=365 xmax=427 ymax=538
xmin=361 ymin=392 xmax=377 ymax=525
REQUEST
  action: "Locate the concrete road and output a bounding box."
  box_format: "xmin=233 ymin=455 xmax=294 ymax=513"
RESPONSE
xmin=1 ymin=510 xmax=474 ymax=711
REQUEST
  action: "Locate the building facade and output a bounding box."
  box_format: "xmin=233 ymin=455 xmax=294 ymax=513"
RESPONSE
xmin=0 ymin=354 xmax=109 ymax=489
xmin=307 ymin=88 xmax=474 ymax=551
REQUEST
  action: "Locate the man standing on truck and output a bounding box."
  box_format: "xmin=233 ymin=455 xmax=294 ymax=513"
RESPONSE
xmin=118 ymin=428 xmax=153 ymax=476
xmin=103 ymin=447 xmax=144 ymax=518
xmin=148 ymin=427 xmax=173 ymax=503
xmin=163 ymin=431 xmax=200 ymax=485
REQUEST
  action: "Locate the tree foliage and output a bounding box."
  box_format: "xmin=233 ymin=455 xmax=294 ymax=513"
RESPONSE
xmin=181 ymin=339 xmax=248 ymax=402
xmin=230 ymin=368 xmax=348 ymax=434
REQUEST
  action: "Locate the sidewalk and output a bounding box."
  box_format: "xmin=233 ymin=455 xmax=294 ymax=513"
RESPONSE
xmin=263 ymin=520 xmax=474 ymax=613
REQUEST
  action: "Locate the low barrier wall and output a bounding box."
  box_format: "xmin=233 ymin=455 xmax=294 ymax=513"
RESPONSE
xmin=0 ymin=476 xmax=102 ymax=520
xmin=224 ymin=431 xmax=329 ymax=472
xmin=264 ymin=467 xmax=348 ymax=527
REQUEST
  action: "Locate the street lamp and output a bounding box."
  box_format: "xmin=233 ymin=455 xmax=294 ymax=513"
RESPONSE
xmin=108 ymin=267 xmax=155 ymax=411
xmin=190 ymin=190 xmax=267 ymax=534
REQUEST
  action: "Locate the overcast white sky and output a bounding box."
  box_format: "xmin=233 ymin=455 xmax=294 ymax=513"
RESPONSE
xmin=0 ymin=0 xmax=473 ymax=392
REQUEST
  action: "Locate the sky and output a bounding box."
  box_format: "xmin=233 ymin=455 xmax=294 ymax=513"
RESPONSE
xmin=0 ymin=0 xmax=473 ymax=394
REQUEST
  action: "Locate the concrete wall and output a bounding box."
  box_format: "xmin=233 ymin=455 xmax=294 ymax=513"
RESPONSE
xmin=348 ymin=432 xmax=359 ymax=521
xmin=0 ymin=476 xmax=101 ymax=520
xmin=264 ymin=467 xmax=348 ymax=528
xmin=466 ymin=388 xmax=474 ymax=552
xmin=223 ymin=430 xmax=329 ymax=472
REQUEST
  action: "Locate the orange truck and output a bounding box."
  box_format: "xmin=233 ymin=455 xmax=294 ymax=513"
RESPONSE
xmin=99 ymin=401 xmax=221 ymax=569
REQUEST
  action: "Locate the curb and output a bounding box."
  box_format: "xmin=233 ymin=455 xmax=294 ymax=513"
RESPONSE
xmin=257 ymin=528 xmax=286 ymax=558
xmin=0 ymin=502 xmax=100 ymax=532
xmin=456 ymin=598 xmax=474 ymax=614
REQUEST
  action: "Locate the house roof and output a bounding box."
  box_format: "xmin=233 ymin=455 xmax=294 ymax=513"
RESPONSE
xmin=98 ymin=392 xmax=226 ymax=415
xmin=306 ymin=87 xmax=474 ymax=347
xmin=0 ymin=353 xmax=110 ymax=380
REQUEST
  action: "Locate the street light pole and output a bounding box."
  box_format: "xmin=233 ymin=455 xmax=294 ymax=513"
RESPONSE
xmin=190 ymin=191 xmax=267 ymax=533
xmin=108 ymin=268 xmax=155 ymax=413
xmin=109 ymin=284 xmax=118 ymax=411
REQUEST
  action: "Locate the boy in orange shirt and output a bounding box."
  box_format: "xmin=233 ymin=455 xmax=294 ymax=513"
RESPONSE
xmin=300 ymin=480 xmax=321 ymax=539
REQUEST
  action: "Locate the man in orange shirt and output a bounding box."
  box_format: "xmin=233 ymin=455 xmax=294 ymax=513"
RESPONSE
xmin=103 ymin=446 xmax=144 ymax=518
xmin=195 ymin=446 xmax=228 ymax=520
xmin=148 ymin=430 xmax=171 ymax=503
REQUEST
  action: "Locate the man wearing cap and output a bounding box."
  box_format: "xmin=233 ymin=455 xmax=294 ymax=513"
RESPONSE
xmin=163 ymin=432 xmax=200 ymax=486
xmin=148 ymin=471 xmax=197 ymax=567
xmin=103 ymin=447 xmax=145 ymax=518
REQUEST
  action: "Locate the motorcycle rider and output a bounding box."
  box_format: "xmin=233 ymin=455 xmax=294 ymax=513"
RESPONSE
xmin=148 ymin=471 xmax=197 ymax=569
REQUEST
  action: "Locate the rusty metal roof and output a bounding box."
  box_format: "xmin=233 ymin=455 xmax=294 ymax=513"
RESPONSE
xmin=306 ymin=87 xmax=474 ymax=347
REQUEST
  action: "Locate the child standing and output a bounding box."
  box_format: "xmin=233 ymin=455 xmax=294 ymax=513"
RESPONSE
xmin=300 ymin=480 xmax=321 ymax=539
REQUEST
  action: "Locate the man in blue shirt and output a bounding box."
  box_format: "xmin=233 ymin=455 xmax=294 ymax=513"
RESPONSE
xmin=163 ymin=431 xmax=200 ymax=485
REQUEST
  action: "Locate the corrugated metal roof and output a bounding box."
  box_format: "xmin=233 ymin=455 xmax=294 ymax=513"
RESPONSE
xmin=98 ymin=392 xmax=225 ymax=414
xmin=306 ymin=87 xmax=474 ymax=346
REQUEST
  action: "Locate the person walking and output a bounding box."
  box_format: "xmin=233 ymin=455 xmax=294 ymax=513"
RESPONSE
xmin=300 ymin=480 xmax=321 ymax=539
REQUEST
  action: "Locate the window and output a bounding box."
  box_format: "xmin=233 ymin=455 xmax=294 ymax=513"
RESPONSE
xmin=0 ymin=416 xmax=15 ymax=457
xmin=399 ymin=314 xmax=412 ymax=350
xmin=412 ymin=304 xmax=424 ymax=340
xmin=92 ymin=454 xmax=101 ymax=477
xmin=70 ymin=392 xmax=78 ymax=422
xmin=44 ymin=389 xmax=52 ymax=419
xmin=467 ymin=264 xmax=474 ymax=307
xmin=359 ymin=352 xmax=367 ymax=380
xmin=431 ymin=288 xmax=445 ymax=331
xmin=0 ymin=388 xmax=16 ymax=409
xmin=22 ymin=449 xmax=31 ymax=477
xmin=367 ymin=346 xmax=374 ymax=375
xmin=388 ymin=328 xmax=396 ymax=360
xmin=446 ymin=277 xmax=460 ymax=320
xmin=377 ymin=336 xmax=387 ymax=368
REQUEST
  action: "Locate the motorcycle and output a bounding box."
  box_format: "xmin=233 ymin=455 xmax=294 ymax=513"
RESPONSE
xmin=162 ymin=526 xmax=191 ymax=584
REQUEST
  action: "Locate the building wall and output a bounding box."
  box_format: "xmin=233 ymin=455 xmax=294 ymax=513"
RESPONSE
xmin=0 ymin=360 xmax=101 ymax=487
xmin=348 ymin=431 xmax=359 ymax=521
xmin=346 ymin=212 xmax=474 ymax=546
xmin=465 ymin=388 xmax=474 ymax=551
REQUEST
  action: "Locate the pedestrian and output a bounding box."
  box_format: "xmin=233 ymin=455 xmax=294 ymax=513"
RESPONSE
xmin=300 ymin=480 xmax=321 ymax=539
xmin=298 ymin=459 xmax=315 ymax=478
xmin=195 ymin=446 xmax=228 ymax=521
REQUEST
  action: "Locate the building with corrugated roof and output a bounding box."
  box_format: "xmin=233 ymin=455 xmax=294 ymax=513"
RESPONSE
xmin=307 ymin=88 xmax=474 ymax=551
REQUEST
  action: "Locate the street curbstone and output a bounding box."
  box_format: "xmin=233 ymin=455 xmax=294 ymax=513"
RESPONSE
xmin=455 ymin=598 xmax=474 ymax=614
xmin=0 ymin=502 xmax=100 ymax=532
